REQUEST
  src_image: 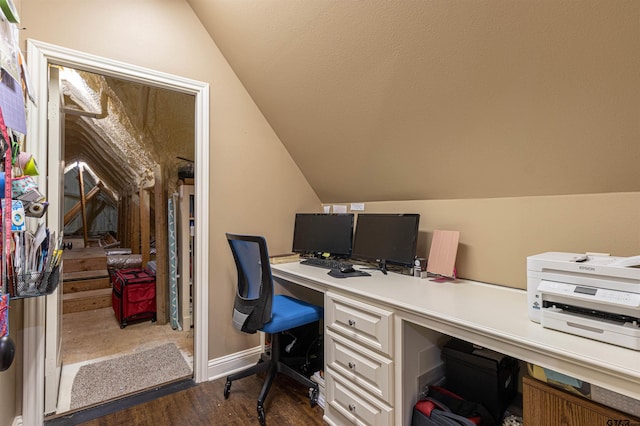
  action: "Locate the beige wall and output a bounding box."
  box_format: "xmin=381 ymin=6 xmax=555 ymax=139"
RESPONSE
xmin=189 ymin=1 xmax=640 ymax=203
xmin=0 ymin=302 xmax=21 ymax=426
xmin=15 ymin=0 xmax=319 ymax=402
xmin=328 ymin=192 xmax=640 ymax=289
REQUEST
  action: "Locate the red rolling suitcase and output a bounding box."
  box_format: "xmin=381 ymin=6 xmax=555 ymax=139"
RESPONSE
xmin=111 ymin=268 xmax=157 ymax=328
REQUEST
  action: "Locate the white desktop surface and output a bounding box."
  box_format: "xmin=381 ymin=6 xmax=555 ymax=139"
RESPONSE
xmin=271 ymin=261 xmax=640 ymax=402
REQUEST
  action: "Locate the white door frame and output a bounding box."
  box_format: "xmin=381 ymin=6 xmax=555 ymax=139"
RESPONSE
xmin=43 ymin=64 xmax=63 ymax=415
xmin=24 ymin=39 xmax=209 ymax=425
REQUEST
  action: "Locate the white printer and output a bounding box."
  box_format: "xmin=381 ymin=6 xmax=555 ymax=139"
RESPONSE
xmin=527 ymin=252 xmax=640 ymax=350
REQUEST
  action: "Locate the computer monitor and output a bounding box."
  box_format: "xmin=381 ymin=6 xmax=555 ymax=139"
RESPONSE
xmin=292 ymin=213 xmax=354 ymax=258
xmin=352 ymin=213 xmax=420 ymax=273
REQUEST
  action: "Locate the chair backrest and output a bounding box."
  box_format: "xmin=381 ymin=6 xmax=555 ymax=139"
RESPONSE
xmin=226 ymin=233 xmax=273 ymax=333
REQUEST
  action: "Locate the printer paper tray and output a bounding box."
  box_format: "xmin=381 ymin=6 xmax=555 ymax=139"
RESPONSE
xmin=541 ymin=308 xmax=640 ymax=350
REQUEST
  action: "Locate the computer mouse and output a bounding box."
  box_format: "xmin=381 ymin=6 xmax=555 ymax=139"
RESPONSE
xmin=340 ymin=266 xmax=355 ymax=274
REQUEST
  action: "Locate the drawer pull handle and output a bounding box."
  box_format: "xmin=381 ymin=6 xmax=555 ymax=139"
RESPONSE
xmin=348 ymin=362 xmax=356 ymax=369
xmin=348 ymin=404 xmax=356 ymax=412
xmin=348 ymin=319 xmax=356 ymax=326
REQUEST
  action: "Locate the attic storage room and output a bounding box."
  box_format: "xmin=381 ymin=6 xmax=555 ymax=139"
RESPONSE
xmin=51 ymin=67 xmax=197 ymax=414
xmin=1 ymin=24 xmax=198 ymax=417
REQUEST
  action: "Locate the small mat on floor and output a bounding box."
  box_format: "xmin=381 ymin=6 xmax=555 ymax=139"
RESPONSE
xmin=70 ymin=342 xmax=191 ymax=409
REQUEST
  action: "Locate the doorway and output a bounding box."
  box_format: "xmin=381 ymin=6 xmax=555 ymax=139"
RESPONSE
xmin=55 ymin=67 xmax=194 ymax=414
xmin=24 ymin=39 xmax=209 ymax=425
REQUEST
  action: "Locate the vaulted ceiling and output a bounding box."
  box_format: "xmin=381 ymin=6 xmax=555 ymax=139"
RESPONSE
xmin=62 ymin=1 xmax=640 ymax=204
xmin=186 ymin=0 xmax=640 ymax=202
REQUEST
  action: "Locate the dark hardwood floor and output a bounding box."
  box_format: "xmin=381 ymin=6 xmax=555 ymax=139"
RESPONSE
xmin=73 ymin=373 xmax=326 ymax=425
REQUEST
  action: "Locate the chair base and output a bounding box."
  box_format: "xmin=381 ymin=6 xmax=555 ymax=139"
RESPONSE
xmin=223 ymin=332 xmax=319 ymax=425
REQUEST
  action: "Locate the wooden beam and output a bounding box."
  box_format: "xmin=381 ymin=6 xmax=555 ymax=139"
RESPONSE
xmin=78 ymin=164 xmax=89 ymax=247
xmin=121 ymin=193 xmax=130 ymax=249
xmin=63 ymin=183 xmax=102 ymax=225
xmin=140 ymin=187 xmax=150 ymax=267
xmin=117 ymin=196 xmax=126 ymax=248
xmin=154 ymin=165 xmax=168 ymax=325
xmin=131 ymin=194 xmax=140 ymax=254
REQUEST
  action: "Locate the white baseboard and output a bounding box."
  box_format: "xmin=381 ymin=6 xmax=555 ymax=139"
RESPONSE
xmin=207 ymin=345 xmax=262 ymax=381
xmin=12 ymin=416 xmax=22 ymax=426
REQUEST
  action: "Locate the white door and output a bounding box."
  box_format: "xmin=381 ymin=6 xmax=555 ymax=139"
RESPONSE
xmin=44 ymin=65 xmax=64 ymax=415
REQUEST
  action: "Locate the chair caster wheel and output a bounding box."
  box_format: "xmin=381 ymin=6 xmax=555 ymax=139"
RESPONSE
xmin=310 ymin=386 xmax=319 ymax=407
xmin=257 ymin=404 xmax=266 ymax=425
xmin=223 ymin=380 xmax=231 ymax=399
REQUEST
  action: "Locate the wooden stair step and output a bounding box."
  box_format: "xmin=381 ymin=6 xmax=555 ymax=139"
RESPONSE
xmin=63 ymin=257 xmax=108 ymax=273
xmin=63 ymin=247 xmax=107 ymax=273
xmin=63 ymin=288 xmax=112 ymax=314
xmin=64 ymin=276 xmax=111 ymax=293
xmin=63 ymin=269 xmax=110 ymax=281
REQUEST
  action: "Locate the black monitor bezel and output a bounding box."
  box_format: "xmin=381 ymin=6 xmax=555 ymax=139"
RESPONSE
xmin=351 ymin=213 xmax=420 ymax=269
xmin=292 ymin=213 xmax=354 ymax=259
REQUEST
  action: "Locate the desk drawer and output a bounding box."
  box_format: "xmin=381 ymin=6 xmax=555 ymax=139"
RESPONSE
xmin=326 ymin=291 xmax=393 ymax=356
xmin=326 ymin=368 xmax=393 ymax=426
xmin=326 ymin=329 xmax=393 ymax=404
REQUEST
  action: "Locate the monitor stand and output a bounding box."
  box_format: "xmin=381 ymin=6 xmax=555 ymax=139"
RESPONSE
xmin=362 ymin=260 xmax=388 ymax=275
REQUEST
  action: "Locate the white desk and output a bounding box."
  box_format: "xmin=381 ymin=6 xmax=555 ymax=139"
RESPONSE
xmin=271 ymin=262 xmax=640 ymax=426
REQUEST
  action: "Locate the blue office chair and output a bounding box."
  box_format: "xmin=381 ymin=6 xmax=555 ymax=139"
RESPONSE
xmin=224 ymin=233 xmax=323 ymax=425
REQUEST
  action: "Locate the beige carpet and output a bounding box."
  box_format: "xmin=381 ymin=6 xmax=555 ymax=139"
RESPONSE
xmin=70 ymin=342 xmax=191 ymax=409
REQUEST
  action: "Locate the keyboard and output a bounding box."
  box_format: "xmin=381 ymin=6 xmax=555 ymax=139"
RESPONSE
xmin=300 ymin=258 xmax=354 ymax=270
